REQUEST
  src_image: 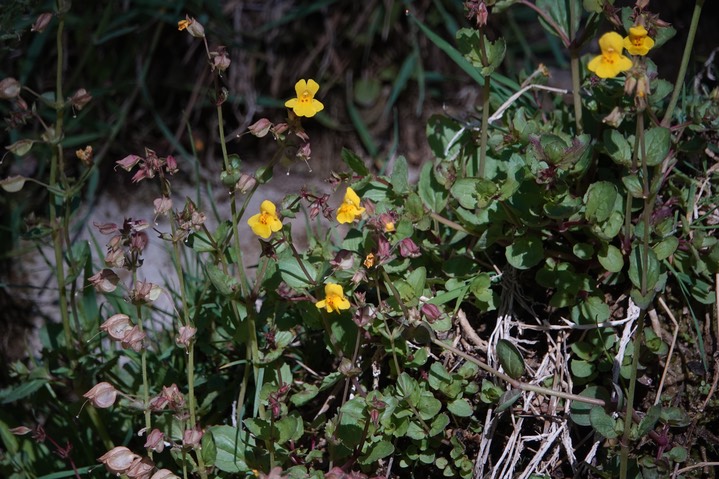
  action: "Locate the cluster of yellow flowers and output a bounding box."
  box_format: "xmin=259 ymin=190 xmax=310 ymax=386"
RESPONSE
xmin=587 ymin=25 xmax=654 ymax=79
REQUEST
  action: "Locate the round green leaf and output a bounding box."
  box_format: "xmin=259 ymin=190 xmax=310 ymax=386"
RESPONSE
xmin=598 ymin=243 xmax=624 ymax=273
xmin=505 ymin=235 xmax=544 ymax=270
xmin=447 ymin=398 xmax=473 ymax=417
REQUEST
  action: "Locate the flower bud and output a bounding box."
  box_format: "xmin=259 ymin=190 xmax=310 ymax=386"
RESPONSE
xmin=9 ymin=426 xmax=32 ymax=435
xmin=144 ymin=429 xmax=166 ymax=453
xmin=421 ymin=303 xmax=443 ymax=322
xmin=176 ymin=325 xmax=197 ymax=348
xmin=211 ymin=46 xmax=231 ymax=72
xmin=235 ymin=173 xmax=257 ymax=194
xmin=153 ymin=197 xmax=173 ymax=217
xmin=183 ymin=427 xmax=203 ymax=447
xmin=83 ymin=382 xmax=118 ymax=408
xmin=398 ymin=237 xmax=420 ymax=258
xmin=31 ymin=12 xmax=53 ymax=32
xmin=0 ymin=77 xmax=21 ymax=99
xmin=248 ymin=118 xmax=272 ymax=138
xmin=69 ymin=88 xmax=92 ymax=110
xmin=165 ymin=154 xmax=178 ymax=174
xmin=98 ymin=446 xmax=140 ymax=474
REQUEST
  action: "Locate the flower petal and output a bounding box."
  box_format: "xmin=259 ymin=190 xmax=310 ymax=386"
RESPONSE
xmin=294 ymin=79 xmax=307 ymax=98
xmin=306 ymin=79 xmax=320 ymax=95
xmin=598 ymin=31 xmax=624 ymax=54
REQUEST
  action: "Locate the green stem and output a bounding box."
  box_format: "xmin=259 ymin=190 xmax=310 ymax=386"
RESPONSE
xmin=48 ymin=4 xmax=73 ymax=356
xmin=568 ymin=0 xmax=583 ymax=134
xmin=661 ymin=0 xmax=704 ymax=127
xmin=477 ymin=30 xmax=491 ymax=178
xmin=619 ymin=112 xmax=652 ymax=479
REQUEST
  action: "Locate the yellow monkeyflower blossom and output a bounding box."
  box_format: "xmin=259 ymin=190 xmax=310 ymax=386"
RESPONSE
xmin=587 ymin=32 xmax=633 ymax=79
xmin=315 ymin=283 xmax=351 ymax=313
xmin=247 ymin=200 xmax=283 ymax=239
xmin=363 ymin=253 xmax=375 ymax=269
xmin=178 ymin=19 xmax=191 ymax=30
xmin=336 ymin=187 xmax=365 ymax=224
xmin=285 ymin=79 xmax=324 ymax=118
xmin=624 ymin=25 xmax=654 ymax=56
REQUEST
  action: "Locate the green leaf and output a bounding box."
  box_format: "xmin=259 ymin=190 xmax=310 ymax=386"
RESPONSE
xmin=643 ymin=127 xmax=671 ymax=166
xmin=207 ymin=426 xmax=247 ymax=473
xmin=276 ymin=414 xmax=303 ymax=444
xmin=664 ymin=446 xmax=687 ymax=463
xmin=206 ymin=263 xmax=240 ymax=297
xmin=277 ymin=256 xmax=317 ymax=289
xmin=290 ymin=384 xmax=319 ymax=406
xmin=0 ymin=419 xmax=19 ymax=455
xmin=417 ymin=393 xmax=442 ymax=420
xmin=479 ymin=379 xmax=503 ymax=404
xmin=391 ymin=156 xmax=410 ymax=195
xmin=451 ymin=178 xmax=480 ymax=209
xmin=407 ymin=267 xmax=427 ymax=298
xmin=341 ymin=147 xmax=369 ymax=176
xmin=573 ymin=243 xmax=594 ymax=260
xmin=660 ymin=407 xmax=691 ymax=427
xmin=589 ymin=407 xmax=619 ymax=439
xmin=536 ymin=0 xmax=580 ymax=45
xmin=418 ymin=162 xmax=448 ymax=213
xmin=505 ymin=235 xmax=544 ymax=270
xmin=570 ymin=386 xmax=611 ymax=426
xmin=603 ymin=130 xmax=632 ymax=167
xmin=0 ymin=379 xmax=47 ymax=404
xmin=597 ymin=243 xmax=624 ymax=273
xmin=447 ymin=398 xmax=473 ymax=417
xmin=426 ymin=115 xmax=466 ymax=161
xmin=628 ymin=246 xmax=660 ymax=291
xmin=638 ymin=405 xmax=661 ymax=437
xmin=360 ymin=440 xmax=394 ymax=464
xmin=585 ymin=181 xmax=618 ymax=223
xmin=621 ymin=174 xmax=644 ymax=198
xmin=429 ymin=413 xmax=450 ymax=437
xmin=496 ymin=339 xmax=525 ymax=379
xmin=570 ymin=359 xmax=595 ymax=379
xmin=496 ymin=389 xmax=522 ymax=413
xmin=653 ymin=236 xmax=678 ymax=261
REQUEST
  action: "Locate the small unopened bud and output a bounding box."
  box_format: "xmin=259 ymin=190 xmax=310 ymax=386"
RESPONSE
xmin=248 ymin=118 xmax=272 ymax=138
xmin=98 ymin=446 xmax=140 ymax=475
xmin=183 ymin=428 xmax=203 ymax=447
xmin=0 ymin=77 xmax=21 ymax=99
xmin=602 ymin=106 xmax=625 ymax=128
xmin=235 ymin=173 xmax=257 ymax=194
xmin=83 ymin=382 xmax=118 ymax=408
xmin=165 ymin=155 xmax=178 ymax=174
xmin=31 ymin=12 xmax=53 ymax=32
xmin=399 ymin=237 xmax=420 ymax=258
xmin=421 ymin=303 xmax=442 ymax=321
xmin=176 ymin=325 xmax=197 ymax=348
xmin=9 ymin=426 xmax=33 ymax=436
xmin=211 ymin=46 xmax=231 ymax=72
xmin=153 ymin=197 xmax=173 ymax=217
xmin=178 ymin=15 xmax=205 ymax=38
xmin=69 ymin=88 xmax=92 ymax=110
xmin=144 ymin=429 xmax=166 ymax=453
xmin=100 ymin=313 xmax=133 ymax=341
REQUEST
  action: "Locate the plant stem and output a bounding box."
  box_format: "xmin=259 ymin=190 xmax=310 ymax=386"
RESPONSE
xmin=620 ymin=112 xmax=652 ymax=479
xmin=568 ymin=0 xmax=583 ymax=134
xmin=477 ymin=30 xmax=491 ymax=178
xmin=661 ymin=0 xmax=704 ymax=127
xmin=49 ymin=4 xmax=73 ymax=356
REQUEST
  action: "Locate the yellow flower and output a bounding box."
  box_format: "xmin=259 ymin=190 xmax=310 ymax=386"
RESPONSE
xmin=336 ymin=187 xmax=365 ymax=224
xmin=247 ymin=200 xmax=283 ymax=239
xmin=178 ymin=19 xmax=191 ymax=31
xmin=315 ymin=283 xmax=351 ymax=313
xmin=624 ymin=25 xmax=654 ymax=56
xmin=587 ymin=32 xmax=633 ymax=79
xmin=285 ymin=79 xmax=324 ymax=118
